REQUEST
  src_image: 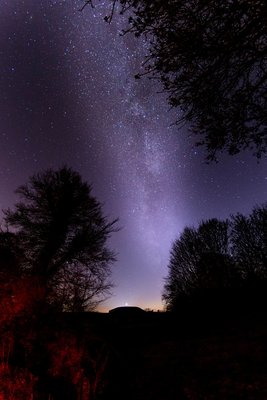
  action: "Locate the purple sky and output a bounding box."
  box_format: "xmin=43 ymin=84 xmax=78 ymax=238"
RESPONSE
xmin=0 ymin=0 xmax=266 ymax=311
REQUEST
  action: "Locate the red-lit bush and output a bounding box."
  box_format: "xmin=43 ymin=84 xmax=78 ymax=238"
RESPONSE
xmin=0 ymin=364 xmax=36 ymax=399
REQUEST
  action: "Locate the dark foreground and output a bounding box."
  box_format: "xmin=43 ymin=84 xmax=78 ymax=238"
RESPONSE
xmin=87 ymin=309 xmax=267 ymax=400
xmin=1 ymin=306 xmax=267 ymax=399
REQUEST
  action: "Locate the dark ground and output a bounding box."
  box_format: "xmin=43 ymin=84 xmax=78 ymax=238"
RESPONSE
xmin=61 ymin=305 xmax=267 ymax=400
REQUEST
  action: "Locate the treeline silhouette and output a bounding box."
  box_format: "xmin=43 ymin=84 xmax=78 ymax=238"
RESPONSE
xmin=163 ymin=203 xmax=267 ymax=315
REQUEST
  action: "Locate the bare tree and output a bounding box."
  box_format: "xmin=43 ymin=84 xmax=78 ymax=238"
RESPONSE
xmin=49 ymin=261 xmax=113 ymax=312
xmin=231 ymin=203 xmax=267 ymax=281
xmin=4 ymin=166 xmax=118 ymax=310
xmin=162 ymin=219 xmax=235 ymax=310
xmin=84 ymin=0 xmax=267 ymax=160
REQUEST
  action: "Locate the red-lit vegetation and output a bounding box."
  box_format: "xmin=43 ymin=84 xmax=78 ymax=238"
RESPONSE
xmin=0 ymin=364 xmax=36 ymax=399
xmin=0 ymin=282 xmax=113 ymax=399
xmin=0 ymin=271 xmax=266 ymax=399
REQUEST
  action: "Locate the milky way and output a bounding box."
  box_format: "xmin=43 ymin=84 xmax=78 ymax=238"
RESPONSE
xmin=0 ymin=0 xmax=266 ymax=311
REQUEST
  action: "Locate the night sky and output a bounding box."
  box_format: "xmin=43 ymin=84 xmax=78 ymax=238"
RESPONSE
xmin=0 ymin=0 xmax=266 ymax=311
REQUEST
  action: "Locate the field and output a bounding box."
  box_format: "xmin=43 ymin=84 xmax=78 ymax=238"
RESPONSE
xmin=62 ymin=308 xmax=267 ymax=400
xmin=0 ymin=306 xmax=266 ymax=399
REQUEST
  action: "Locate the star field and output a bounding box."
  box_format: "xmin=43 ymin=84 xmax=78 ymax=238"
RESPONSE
xmin=0 ymin=0 xmax=266 ymax=311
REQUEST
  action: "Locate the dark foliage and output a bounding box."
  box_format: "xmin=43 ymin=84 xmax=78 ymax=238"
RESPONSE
xmin=162 ymin=219 xmax=234 ymax=310
xmin=231 ymin=203 xmax=267 ymax=281
xmin=3 ymin=166 xmax=118 ymax=311
xmin=85 ymin=0 xmax=267 ymax=160
xmin=163 ymin=204 xmax=267 ymax=311
xmin=0 ymin=231 xmax=21 ymax=277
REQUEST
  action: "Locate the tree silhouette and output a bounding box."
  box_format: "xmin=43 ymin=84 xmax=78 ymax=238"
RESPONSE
xmin=85 ymin=0 xmax=267 ymax=160
xmin=49 ymin=261 xmax=113 ymax=311
xmin=162 ymin=227 xmax=200 ymax=310
xmin=163 ymin=205 xmax=267 ymax=311
xmin=162 ymin=219 xmax=236 ymax=311
xmin=4 ymin=166 xmax=118 ymax=311
xmin=231 ymin=203 xmax=267 ymax=282
xmin=196 ymin=219 xmax=236 ymax=290
xmin=0 ymin=231 xmax=21 ymax=278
